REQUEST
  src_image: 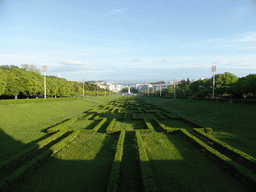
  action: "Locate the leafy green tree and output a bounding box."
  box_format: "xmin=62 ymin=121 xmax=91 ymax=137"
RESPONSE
xmin=3 ymin=67 xmax=23 ymax=99
xmin=215 ymin=72 xmax=238 ymax=97
xmin=0 ymin=69 xmax=6 ymax=95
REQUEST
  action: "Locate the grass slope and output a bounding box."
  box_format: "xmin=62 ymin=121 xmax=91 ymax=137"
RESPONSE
xmin=142 ymin=96 xmax=256 ymax=157
xmin=142 ymin=132 xmax=249 ymax=192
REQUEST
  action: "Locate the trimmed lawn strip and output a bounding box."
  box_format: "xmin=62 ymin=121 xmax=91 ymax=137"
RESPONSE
xmin=12 ymin=133 xmax=119 ymax=192
xmin=0 ymin=129 xmax=67 ymax=173
xmin=107 ymin=130 xmax=125 ymax=192
xmin=194 ymin=128 xmax=256 ymax=173
xmin=142 ymin=132 xmax=249 ymax=192
xmin=117 ymin=132 xmax=143 ymax=192
xmin=135 ymin=130 xmax=158 ymax=192
xmin=0 ymin=130 xmax=81 ymax=191
xmin=181 ymin=129 xmax=256 ymax=189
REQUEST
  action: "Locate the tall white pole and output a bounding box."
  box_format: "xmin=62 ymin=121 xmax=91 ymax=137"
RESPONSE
xmin=213 ymin=72 xmax=215 ymax=99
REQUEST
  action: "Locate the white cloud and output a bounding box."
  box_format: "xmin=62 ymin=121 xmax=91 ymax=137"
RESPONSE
xmin=109 ymin=8 xmax=128 ymax=15
xmin=230 ymin=32 xmax=256 ymax=43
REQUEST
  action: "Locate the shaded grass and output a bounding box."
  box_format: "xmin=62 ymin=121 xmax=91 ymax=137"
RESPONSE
xmin=118 ymin=132 xmax=143 ymax=192
xmin=12 ymin=133 xmax=119 ymax=192
xmin=141 ymin=132 xmax=249 ymax=192
xmin=142 ymin=96 xmax=256 ymax=157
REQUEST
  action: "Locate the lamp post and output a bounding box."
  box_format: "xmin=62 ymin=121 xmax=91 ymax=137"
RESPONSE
xmin=212 ymin=66 xmax=216 ymax=98
xmin=82 ymin=79 xmax=85 ymax=97
xmin=42 ymin=65 xmax=47 ymax=99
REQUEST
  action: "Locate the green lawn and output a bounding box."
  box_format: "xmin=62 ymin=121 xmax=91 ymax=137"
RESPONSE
xmin=1 ymin=96 xmax=255 ymax=191
xmin=142 ymin=96 xmax=256 ymax=157
xmin=12 ymin=133 xmax=119 ymax=192
xmin=141 ymin=132 xmax=249 ymax=192
xmin=0 ymin=96 xmax=119 ymax=161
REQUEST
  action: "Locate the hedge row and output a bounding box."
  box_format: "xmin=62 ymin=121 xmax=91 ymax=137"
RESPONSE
xmin=0 ymin=129 xmax=67 ymax=173
xmin=107 ymin=130 xmax=125 ymax=192
xmin=153 ymin=118 xmax=180 ymax=133
xmin=0 ymin=130 xmax=81 ymax=190
xmin=194 ymin=128 xmax=256 ymax=173
xmin=135 ymin=130 xmax=158 ymax=192
xmin=132 ymin=113 xmax=143 ymax=120
xmin=92 ymin=118 xmax=107 ymax=134
xmin=180 ymin=129 xmax=256 ymax=188
xmin=137 ymin=108 xmax=143 ymax=113
xmin=88 ymin=108 xmax=98 ymax=113
xmin=117 ymin=107 xmax=125 ymax=114
xmin=47 ymin=116 xmax=79 ymax=134
xmin=94 ymin=115 xmax=104 ymax=121
xmin=155 ymin=112 xmax=165 ymax=120
xmin=110 ymin=108 xmax=116 ymax=114
xmin=106 ymin=118 xmax=117 ymax=134
xmin=142 ymin=118 xmax=154 ymax=133
xmin=78 ymin=113 xmax=94 ymax=120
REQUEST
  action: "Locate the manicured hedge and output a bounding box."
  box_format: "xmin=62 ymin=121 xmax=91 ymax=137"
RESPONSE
xmin=106 ymin=118 xmax=117 ymax=134
xmin=47 ymin=116 xmax=79 ymax=134
xmin=107 ymin=130 xmax=125 ymax=192
xmin=132 ymin=113 xmax=143 ymax=120
xmin=135 ymin=130 xmax=158 ymax=192
xmin=194 ymin=128 xmax=256 ymax=173
xmin=117 ymin=107 xmax=125 ymax=114
xmin=0 ymin=129 xmax=67 ymax=173
xmin=93 ymin=115 xmax=104 ymax=121
xmin=180 ymin=129 xmax=256 ymax=188
xmin=92 ymin=118 xmax=107 ymax=134
xmin=78 ymin=113 xmax=94 ymax=120
xmin=153 ymin=118 xmax=180 ymax=133
xmin=163 ymin=112 xmax=182 ymax=120
xmin=0 ymin=130 xmax=81 ymax=190
xmin=143 ymin=118 xmax=154 ymax=133
xmin=110 ymin=108 xmax=116 ymax=114
xmin=88 ymin=108 xmax=98 ymax=113
xmin=155 ymin=112 xmax=165 ymax=120
xmin=137 ymin=108 xmax=143 ymax=113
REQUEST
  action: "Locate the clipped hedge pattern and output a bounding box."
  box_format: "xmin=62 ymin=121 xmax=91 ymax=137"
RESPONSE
xmin=0 ymin=129 xmax=67 ymax=173
xmin=194 ymin=128 xmax=256 ymax=173
xmin=106 ymin=118 xmax=117 ymax=134
xmin=47 ymin=116 xmax=79 ymax=134
xmin=0 ymin=130 xmax=81 ymax=190
xmin=92 ymin=118 xmax=107 ymax=134
xmin=135 ymin=130 xmax=158 ymax=192
xmin=107 ymin=130 xmax=125 ymax=192
xmin=143 ymin=118 xmax=154 ymax=133
xmin=180 ymin=129 xmax=256 ymax=188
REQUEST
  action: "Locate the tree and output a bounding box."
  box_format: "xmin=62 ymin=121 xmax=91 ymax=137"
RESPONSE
xmin=21 ymin=64 xmax=41 ymax=74
xmin=0 ymin=69 xmax=6 ymax=95
xmin=215 ymin=72 xmax=238 ymax=97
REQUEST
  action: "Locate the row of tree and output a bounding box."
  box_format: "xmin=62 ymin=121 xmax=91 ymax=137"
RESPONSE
xmin=0 ymin=65 xmax=116 ymax=99
xmin=145 ymin=72 xmax=256 ymax=99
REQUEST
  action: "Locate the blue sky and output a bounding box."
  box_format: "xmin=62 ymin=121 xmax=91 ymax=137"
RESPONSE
xmin=0 ymin=0 xmax=256 ymax=83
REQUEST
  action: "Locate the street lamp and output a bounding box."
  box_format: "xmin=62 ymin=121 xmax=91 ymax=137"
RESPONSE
xmin=82 ymin=79 xmax=85 ymax=97
xmin=212 ymin=66 xmax=216 ymax=99
xmin=42 ymin=65 xmax=47 ymax=99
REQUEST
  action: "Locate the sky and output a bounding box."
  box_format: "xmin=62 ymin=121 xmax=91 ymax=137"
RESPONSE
xmin=0 ymin=0 xmax=256 ymax=83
